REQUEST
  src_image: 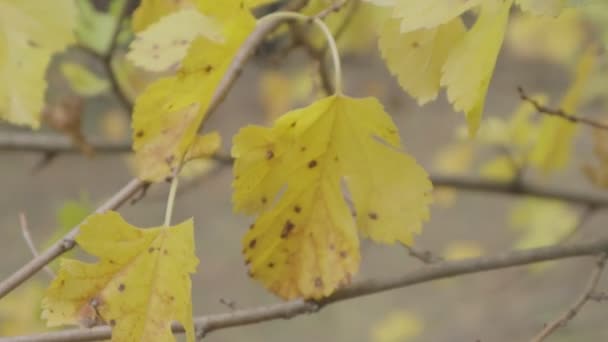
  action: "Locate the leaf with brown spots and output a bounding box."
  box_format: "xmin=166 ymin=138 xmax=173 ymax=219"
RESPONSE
xmin=42 ymin=211 xmax=199 ymax=342
xmin=131 ymin=0 xmax=256 ymax=182
xmin=233 ymin=95 xmax=432 ymax=300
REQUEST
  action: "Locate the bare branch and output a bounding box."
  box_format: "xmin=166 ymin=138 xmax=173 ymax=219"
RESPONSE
xmin=6 ymin=237 xmax=608 ymax=342
xmin=18 ymin=213 xmax=55 ymax=278
xmin=530 ymin=254 xmax=608 ymax=342
xmin=518 ymin=86 xmax=608 ymax=131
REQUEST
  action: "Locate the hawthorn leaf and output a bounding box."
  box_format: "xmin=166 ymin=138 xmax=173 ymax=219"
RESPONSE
xmin=233 ymin=95 xmax=432 ymax=299
xmin=127 ymin=9 xmax=223 ymax=72
xmin=60 ymin=62 xmax=110 ymax=97
xmin=441 ymin=0 xmax=512 ymax=135
xmin=131 ymin=1 xmax=256 ymax=182
xmin=42 ymin=211 xmax=198 ymax=342
xmin=74 ymin=0 xmax=116 ymax=54
xmin=529 ymin=47 xmax=596 ymax=173
xmin=0 ymin=0 xmax=76 ymax=128
xmin=378 ymin=17 xmax=466 ymax=105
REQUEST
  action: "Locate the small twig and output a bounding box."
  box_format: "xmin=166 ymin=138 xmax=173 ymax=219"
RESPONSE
xmin=219 ymin=298 xmax=237 ymax=310
xmin=18 ymin=213 xmax=55 ymax=278
xmin=530 ymin=253 xmax=608 ymax=342
xmin=518 ymin=86 xmax=608 ymax=131
xmin=402 ymin=244 xmax=443 ymax=264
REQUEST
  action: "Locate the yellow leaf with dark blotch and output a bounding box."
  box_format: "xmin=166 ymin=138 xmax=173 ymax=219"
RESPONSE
xmin=440 ymin=0 xmax=512 ymax=135
xmin=132 ymin=2 xmax=256 ymax=182
xmin=134 ymin=103 xmax=202 ymax=181
xmin=233 ymin=95 xmax=432 ymax=299
xmin=378 ymin=17 xmax=466 ymax=105
xmin=42 ymin=211 xmax=198 ymax=342
xmin=0 ymin=0 xmax=76 ymax=128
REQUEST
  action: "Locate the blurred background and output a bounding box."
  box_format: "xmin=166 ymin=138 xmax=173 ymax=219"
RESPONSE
xmin=2 ymin=1 xmax=608 ymax=341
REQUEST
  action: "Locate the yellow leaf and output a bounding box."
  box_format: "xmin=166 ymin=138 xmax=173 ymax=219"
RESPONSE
xmin=443 ymin=240 xmax=484 ymax=260
xmin=370 ymin=311 xmax=424 ymax=342
xmin=378 ymin=17 xmax=466 ymax=105
xmin=529 ymin=47 xmax=597 ymax=173
xmin=433 ymin=142 xmax=474 ymax=175
xmin=42 ymin=211 xmax=198 ymax=342
xmin=441 ymin=0 xmax=512 ymax=135
xmin=127 ymin=8 xmax=223 ymax=72
xmin=132 ymin=2 xmax=256 ymax=182
xmin=516 ymin=0 xmax=565 ymax=16
xmin=233 ymin=95 xmax=432 ymax=299
xmin=374 ymin=0 xmax=483 ymax=33
xmin=0 ymin=0 xmax=76 ymax=128
xmin=131 ymin=0 xmax=192 ymax=32
xmin=510 ymin=198 xmax=578 ymax=249
xmin=60 ymin=62 xmax=110 ymax=97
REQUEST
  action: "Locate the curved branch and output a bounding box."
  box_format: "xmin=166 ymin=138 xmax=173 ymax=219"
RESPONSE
xmin=5 ymin=236 xmax=608 ymax=342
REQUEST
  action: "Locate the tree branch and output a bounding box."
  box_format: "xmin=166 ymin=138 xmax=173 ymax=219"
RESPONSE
xmin=518 ymin=86 xmax=608 ymax=131
xmin=530 ymin=254 xmax=608 ymax=342
xmin=6 ymin=237 xmax=608 ymax=342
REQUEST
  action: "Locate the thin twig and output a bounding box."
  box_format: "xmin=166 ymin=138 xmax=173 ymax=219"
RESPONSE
xmin=313 ymin=0 xmax=348 ymax=20
xmin=518 ymin=86 xmax=608 ymax=131
xmin=402 ymin=244 xmax=443 ymax=264
xmin=18 ymin=213 xmax=55 ymax=278
xmin=530 ymin=253 xmax=608 ymax=342
xmin=7 ymin=237 xmax=608 ymax=342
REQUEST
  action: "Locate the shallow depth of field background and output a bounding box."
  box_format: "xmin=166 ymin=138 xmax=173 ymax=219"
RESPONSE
xmin=1 ymin=4 xmax=608 ymax=341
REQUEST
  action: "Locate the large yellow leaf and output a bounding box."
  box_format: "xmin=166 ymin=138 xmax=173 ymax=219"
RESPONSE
xmin=528 ymin=47 xmax=596 ymax=173
xmin=132 ymin=1 xmax=256 ymax=182
xmin=233 ymin=95 xmax=432 ymax=299
xmin=0 ymin=0 xmax=76 ymax=128
xmin=378 ymin=17 xmax=465 ymax=105
xmin=441 ymin=0 xmax=512 ymax=135
xmin=42 ymin=211 xmax=198 ymax=342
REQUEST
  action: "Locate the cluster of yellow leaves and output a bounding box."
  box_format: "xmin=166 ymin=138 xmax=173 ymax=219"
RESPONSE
xmin=369 ymin=0 xmax=592 ymax=135
xmin=42 ymin=211 xmax=199 ymax=342
xmin=129 ymin=0 xmax=258 ymax=182
xmin=233 ymin=95 xmax=432 ymax=299
xmin=0 ymin=0 xmax=76 ymax=128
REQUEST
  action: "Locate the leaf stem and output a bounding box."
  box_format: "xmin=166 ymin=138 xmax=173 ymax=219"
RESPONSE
xmin=164 ymin=175 xmax=179 ymax=226
xmin=258 ymin=12 xmax=343 ymax=94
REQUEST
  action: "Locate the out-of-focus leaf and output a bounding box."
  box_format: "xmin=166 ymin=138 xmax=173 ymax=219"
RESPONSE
xmin=60 ymin=62 xmax=110 ymax=97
